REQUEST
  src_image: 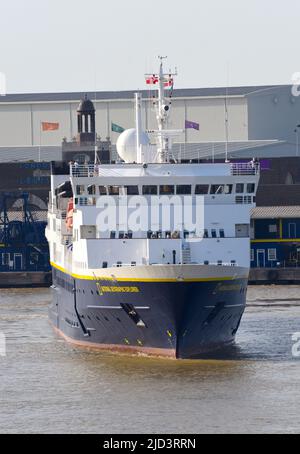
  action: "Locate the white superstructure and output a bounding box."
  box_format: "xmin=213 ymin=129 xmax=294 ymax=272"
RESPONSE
xmin=46 ymin=58 xmax=259 ymax=282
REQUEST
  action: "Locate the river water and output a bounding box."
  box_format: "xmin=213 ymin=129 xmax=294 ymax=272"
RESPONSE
xmin=0 ymin=286 xmax=300 ymax=434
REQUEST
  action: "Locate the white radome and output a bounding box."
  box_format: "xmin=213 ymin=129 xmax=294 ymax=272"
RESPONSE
xmin=116 ymin=128 xmax=150 ymax=163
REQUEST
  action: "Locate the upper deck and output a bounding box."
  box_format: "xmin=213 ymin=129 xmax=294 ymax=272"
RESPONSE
xmin=69 ymin=162 xmax=259 ymax=179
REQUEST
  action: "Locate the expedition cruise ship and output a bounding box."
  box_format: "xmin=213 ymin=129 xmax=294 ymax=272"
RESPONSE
xmin=46 ymin=59 xmax=259 ymax=358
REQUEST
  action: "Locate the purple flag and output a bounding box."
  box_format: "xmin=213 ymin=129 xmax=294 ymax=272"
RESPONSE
xmin=185 ymin=120 xmax=199 ymax=131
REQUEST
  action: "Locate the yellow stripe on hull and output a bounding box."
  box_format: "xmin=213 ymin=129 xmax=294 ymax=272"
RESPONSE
xmin=50 ymin=261 xmax=248 ymax=283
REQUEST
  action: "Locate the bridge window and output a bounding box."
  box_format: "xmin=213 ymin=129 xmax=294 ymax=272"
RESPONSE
xmin=160 ymin=185 xmax=175 ymax=195
xmin=76 ymin=185 xmax=85 ymax=195
xmin=210 ymin=184 xmax=225 ymax=194
xmin=176 ymin=185 xmax=192 ymax=195
xmin=108 ymin=186 xmax=120 ymax=195
xmin=211 ymin=229 xmax=217 ymax=238
xmin=236 ymin=183 xmax=244 ymax=193
xmin=87 ymin=184 xmax=96 ymax=195
xmin=219 ymin=229 xmax=225 ymax=238
xmin=195 ymin=184 xmax=209 ymax=194
xmin=143 ymin=185 xmax=158 ymax=195
xmin=247 ymin=183 xmax=255 ymax=193
xmin=125 ymin=185 xmax=139 ymax=195
xmin=224 ymin=184 xmax=233 ymax=194
xmin=99 ymin=185 xmax=107 ymax=195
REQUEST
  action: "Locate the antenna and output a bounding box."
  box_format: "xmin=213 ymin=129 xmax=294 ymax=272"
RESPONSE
xmin=224 ymin=63 xmax=229 ymax=162
xmin=144 ymin=57 xmax=181 ymax=163
xmin=94 ymin=67 xmax=99 ymax=165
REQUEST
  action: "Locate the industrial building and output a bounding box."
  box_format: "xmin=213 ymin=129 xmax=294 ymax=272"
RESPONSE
xmin=1 ymin=84 xmax=300 ymax=162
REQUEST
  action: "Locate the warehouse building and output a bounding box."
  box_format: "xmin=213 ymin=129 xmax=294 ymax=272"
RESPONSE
xmin=1 ymin=84 xmax=300 ymax=162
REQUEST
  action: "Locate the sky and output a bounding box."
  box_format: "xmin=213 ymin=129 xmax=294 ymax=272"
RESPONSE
xmin=0 ymin=0 xmax=300 ymax=93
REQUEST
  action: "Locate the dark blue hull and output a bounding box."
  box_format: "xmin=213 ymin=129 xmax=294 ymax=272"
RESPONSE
xmin=50 ymin=267 xmax=248 ymax=359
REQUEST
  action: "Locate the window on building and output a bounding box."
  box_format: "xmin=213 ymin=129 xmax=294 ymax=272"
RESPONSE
xmin=176 ymin=185 xmax=192 ymax=195
xmin=288 ymin=223 xmax=297 ymax=238
xmin=195 ymin=184 xmax=209 ymax=194
xmin=236 ymin=183 xmax=244 ymax=193
xmin=2 ymin=253 xmax=9 ymax=266
xmin=108 ymin=186 xmax=120 ymax=195
xmin=160 ymin=185 xmax=175 ymax=195
xmin=268 ymin=248 xmax=277 ymax=261
xmin=247 ymin=183 xmax=255 ymax=193
xmin=125 ymin=186 xmax=139 ymax=195
xmin=99 ymin=185 xmax=107 ymax=195
xmin=269 ymin=224 xmax=277 ymax=233
xmin=143 ymin=185 xmax=158 ymax=195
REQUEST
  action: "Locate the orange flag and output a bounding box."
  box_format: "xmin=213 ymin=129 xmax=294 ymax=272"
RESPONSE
xmin=42 ymin=122 xmax=59 ymax=131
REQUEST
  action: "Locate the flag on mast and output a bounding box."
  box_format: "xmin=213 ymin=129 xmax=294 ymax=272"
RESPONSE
xmin=145 ymin=75 xmax=159 ymax=85
xmin=111 ymin=123 xmax=125 ymax=133
xmin=164 ymin=77 xmax=173 ymax=89
xmin=185 ymin=120 xmax=199 ymax=131
xmin=42 ymin=122 xmax=59 ymax=131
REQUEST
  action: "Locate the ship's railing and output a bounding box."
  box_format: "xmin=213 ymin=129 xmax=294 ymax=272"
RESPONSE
xmin=70 ymin=163 xmax=260 ymax=177
xmin=235 ymin=196 xmax=253 ymax=204
xmin=110 ymin=261 xmax=237 ymax=267
xmin=230 ymin=162 xmax=260 ymax=176
xmin=70 ymin=164 xmax=97 ymax=177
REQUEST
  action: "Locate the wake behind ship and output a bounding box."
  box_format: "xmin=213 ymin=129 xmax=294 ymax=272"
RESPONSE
xmin=46 ymin=59 xmax=260 ymax=358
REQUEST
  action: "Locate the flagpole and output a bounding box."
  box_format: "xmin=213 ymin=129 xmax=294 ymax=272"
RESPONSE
xmin=39 ymin=121 xmax=42 ymax=162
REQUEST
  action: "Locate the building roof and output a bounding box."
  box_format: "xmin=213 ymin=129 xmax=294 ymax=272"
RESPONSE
xmin=0 ymin=85 xmax=288 ymax=104
xmin=0 ymin=140 xmax=284 ymax=163
xmin=251 ymin=206 xmax=300 ymax=219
